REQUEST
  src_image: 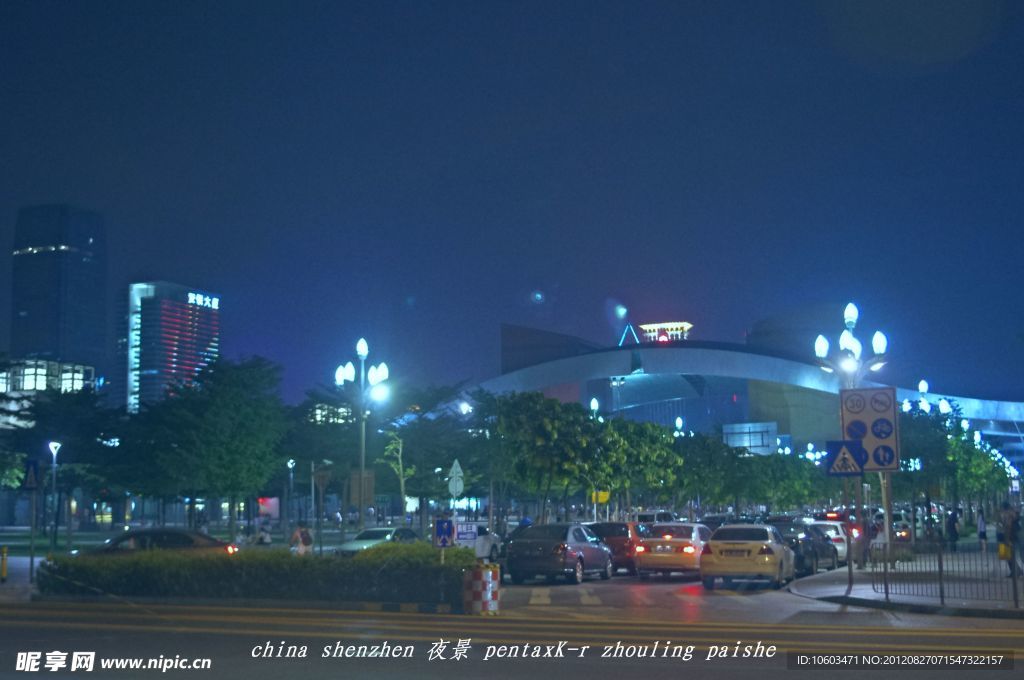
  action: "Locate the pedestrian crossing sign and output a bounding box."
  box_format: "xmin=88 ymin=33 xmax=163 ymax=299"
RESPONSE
xmin=824 ymin=440 xmax=867 ymax=477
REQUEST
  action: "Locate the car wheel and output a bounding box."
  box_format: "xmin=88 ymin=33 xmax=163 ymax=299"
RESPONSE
xmin=722 ymin=577 xmax=734 ymax=589
xmin=571 ymin=560 xmax=584 ymax=585
xmin=772 ymin=566 xmax=784 ymax=589
xmin=830 ymin=549 xmax=839 ymax=570
xmin=601 ymin=559 xmax=613 ymax=580
xmin=637 ymin=570 xmax=650 ymax=580
xmin=510 ymin=572 xmax=525 ymax=585
xmin=702 ymin=576 xmax=715 ymax=591
xmin=627 ymin=563 xmax=638 ymax=576
xmin=810 ymin=554 xmax=819 ymax=575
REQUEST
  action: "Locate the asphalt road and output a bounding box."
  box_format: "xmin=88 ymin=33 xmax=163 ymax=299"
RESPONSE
xmin=2 ymin=573 xmax=1022 ymax=680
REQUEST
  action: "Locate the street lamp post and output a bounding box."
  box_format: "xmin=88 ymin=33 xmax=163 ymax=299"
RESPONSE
xmin=286 ymin=458 xmax=295 ymax=535
xmin=48 ymin=441 xmax=61 ymax=553
xmin=336 ymin=338 xmax=389 ymax=532
xmin=813 ymin=302 xmax=890 ymax=566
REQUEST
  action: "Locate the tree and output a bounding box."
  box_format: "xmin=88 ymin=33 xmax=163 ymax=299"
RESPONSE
xmin=380 ymin=432 xmax=415 ymax=518
xmin=151 ymin=358 xmax=287 ymax=531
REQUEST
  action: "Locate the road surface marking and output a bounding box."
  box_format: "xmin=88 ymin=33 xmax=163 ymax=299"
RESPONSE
xmin=528 ymin=587 xmax=551 ymax=605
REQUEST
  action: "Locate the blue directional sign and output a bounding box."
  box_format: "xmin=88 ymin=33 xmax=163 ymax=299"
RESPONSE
xmin=872 ymin=445 xmax=896 ymax=468
xmin=824 ymin=440 xmax=868 ymax=477
xmin=434 ymin=517 xmax=454 ymax=548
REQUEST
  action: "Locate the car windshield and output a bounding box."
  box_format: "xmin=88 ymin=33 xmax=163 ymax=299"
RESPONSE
xmin=713 ymin=528 xmax=770 ymax=542
xmin=776 ymin=524 xmax=807 ymax=537
xmin=520 ymin=525 xmax=569 ymax=540
xmin=588 ymin=524 xmax=627 ymax=538
xmin=354 ymin=529 xmax=393 ymax=540
xmin=652 ymin=525 xmax=691 ymax=538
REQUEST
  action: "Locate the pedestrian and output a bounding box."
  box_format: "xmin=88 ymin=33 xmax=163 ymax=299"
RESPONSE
xmin=257 ymin=524 xmax=273 ymax=546
xmin=997 ymin=501 xmax=1018 ymax=577
xmin=977 ymin=510 xmax=987 ymax=553
xmin=945 ymin=510 xmax=959 ymax=553
xmin=290 ymin=521 xmax=314 ymax=556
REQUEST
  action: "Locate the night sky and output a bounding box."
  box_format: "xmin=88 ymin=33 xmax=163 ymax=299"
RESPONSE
xmin=2 ymin=1 xmax=1022 ymax=403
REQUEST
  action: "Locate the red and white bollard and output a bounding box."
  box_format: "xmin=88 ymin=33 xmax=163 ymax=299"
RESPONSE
xmin=462 ymin=563 xmax=500 ymax=615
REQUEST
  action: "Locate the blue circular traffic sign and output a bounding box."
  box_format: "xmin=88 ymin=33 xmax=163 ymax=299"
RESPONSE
xmin=873 ymin=445 xmax=895 ymax=468
xmin=871 ymin=418 xmax=894 ymax=439
xmin=846 ymin=420 xmax=867 ymax=440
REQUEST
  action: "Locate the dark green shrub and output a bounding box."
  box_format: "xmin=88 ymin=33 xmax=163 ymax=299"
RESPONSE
xmin=37 ymin=544 xmax=479 ymax=607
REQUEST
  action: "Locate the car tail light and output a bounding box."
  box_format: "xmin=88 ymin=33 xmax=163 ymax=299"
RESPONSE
xmin=851 ymin=528 xmax=861 ymax=538
xmin=679 ymin=545 xmax=696 ymax=554
xmin=832 ymin=537 xmax=845 ymax=544
xmin=758 ymin=545 xmax=774 ymax=556
xmin=826 ymin=512 xmax=839 ymax=519
xmin=635 ymin=545 xmax=646 ymax=554
xmin=552 ymin=543 xmax=568 ymax=555
xmin=662 ymin=534 xmax=673 ymax=540
xmin=226 ymin=545 xmax=239 ymax=555
xmin=700 ymin=544 xmax=712 ymax=556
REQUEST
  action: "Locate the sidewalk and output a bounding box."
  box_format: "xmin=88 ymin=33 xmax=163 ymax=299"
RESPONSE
xmin=789 ymin=561 xmax=1024 ymax=619
xmin=0 ymin=556 xmax=34 ymax=603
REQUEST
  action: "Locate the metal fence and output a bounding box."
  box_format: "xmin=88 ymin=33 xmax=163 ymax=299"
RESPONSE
xmin=869 ymin=540 xmax=1022 ymax=608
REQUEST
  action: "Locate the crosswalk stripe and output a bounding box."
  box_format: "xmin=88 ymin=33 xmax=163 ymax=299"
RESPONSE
xmin=579 ymin=588 xmax=602 ymax=605
xmin=528 ymin=588 xmax=551 ymax=605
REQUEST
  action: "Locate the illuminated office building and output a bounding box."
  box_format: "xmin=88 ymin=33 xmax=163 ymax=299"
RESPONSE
xmin=126 ymin=282 xmax=221 ymax=413
xmin=10 ymin=204 xmax=107 ymax=373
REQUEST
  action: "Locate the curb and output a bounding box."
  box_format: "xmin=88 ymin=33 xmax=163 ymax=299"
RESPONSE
xmin=815 ymin=594 xmax=1024 ymax=620
xmin=788 ymin=581 xmax=1024 ymax=620
xmin=28 ymin=593 xmax=464 ymax=614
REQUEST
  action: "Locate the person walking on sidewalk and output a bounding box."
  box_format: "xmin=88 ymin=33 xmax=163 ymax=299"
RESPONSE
xmin=998 ymin=502 xmax=1019 ymax=577
xmin=945 ymin=510 xmax=960 ymax=553
xmin=977 ymin=510 xmax=988 ymax=554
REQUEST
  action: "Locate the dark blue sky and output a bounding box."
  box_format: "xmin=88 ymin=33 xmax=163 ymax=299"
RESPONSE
xmin=2 ymin=1 xmax=1022 ymax=402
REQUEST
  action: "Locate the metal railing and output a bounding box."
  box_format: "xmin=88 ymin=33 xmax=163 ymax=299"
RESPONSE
xmin=869 ymin=540 xmax=1022 ymax=608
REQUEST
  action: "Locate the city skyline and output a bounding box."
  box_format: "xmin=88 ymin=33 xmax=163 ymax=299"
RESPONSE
xmin=1 ymin=2 xmax=1022 ymax=403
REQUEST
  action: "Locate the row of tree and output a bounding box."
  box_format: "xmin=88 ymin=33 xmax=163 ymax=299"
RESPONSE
xmin=0 ymin=357 xmax=1015 ymax=530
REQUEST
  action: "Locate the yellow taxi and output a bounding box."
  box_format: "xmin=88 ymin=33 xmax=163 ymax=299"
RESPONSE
xmin=699 ymin=523 xmax=795 ymax=590
xmin=634 ymin=523 xmax=711 ymax=578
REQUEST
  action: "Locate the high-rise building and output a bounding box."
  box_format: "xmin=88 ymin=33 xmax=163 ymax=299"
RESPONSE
xmin=10 ymin=204 xmax=107 ymax=374
xmin=126 ymin=281 xmax=221 ymax=413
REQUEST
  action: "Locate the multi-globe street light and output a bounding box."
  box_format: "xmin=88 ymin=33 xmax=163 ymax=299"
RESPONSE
xmin=813 ymin=303 xmax=888 ymax=389
xmin=336 ymin=338 xmax=390 ymax=531
xmin=813 ymin=302 xmax=890 ymax=560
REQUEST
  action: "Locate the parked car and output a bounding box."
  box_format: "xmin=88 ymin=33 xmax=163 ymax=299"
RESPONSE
xmin=772 ymin=521 xmax=838 ymax=575
xmin=634 ymin=523 xmax=711 ymax=578
xmin=637 ymin=510 xmax=678 ymax=523
xmin=810 ymin=521 xmax=851 ymax=564
xmin=699 ymin=524 xmax=795 ymax=590
xmin=698 ymin=514 xmax=735 ymax=531
xmin=471 ymin=525 xmax=502 ymax=561
xmin=82 ymin=529 xmax=239 ymax=557
xmin=335 ymin=527 xmax=420 ymax=557
xmin=586 ymin=521 xmax=651 ymax=575
xmin=505 ymin=523 xmax=613 ymax=585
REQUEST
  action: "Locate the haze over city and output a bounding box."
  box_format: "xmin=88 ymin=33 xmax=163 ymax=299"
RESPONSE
xmin=2 ymin=1 xmax=1022 ymax=403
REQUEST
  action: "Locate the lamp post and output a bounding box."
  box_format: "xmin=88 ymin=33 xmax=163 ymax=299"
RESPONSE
xmin=286 ymin=458 xmax=295 ymax=535
xmin=813 ymin=302 xmax=889 ymax=565
xmin=48 ymin=441 xmax=61 ymax=553
xmin=336 ymin=338 xmax=390 ymax=531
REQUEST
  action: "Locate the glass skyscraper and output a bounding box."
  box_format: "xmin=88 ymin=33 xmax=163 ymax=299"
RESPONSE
xmin=10 ymin=204 xmax=107 ymax=375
